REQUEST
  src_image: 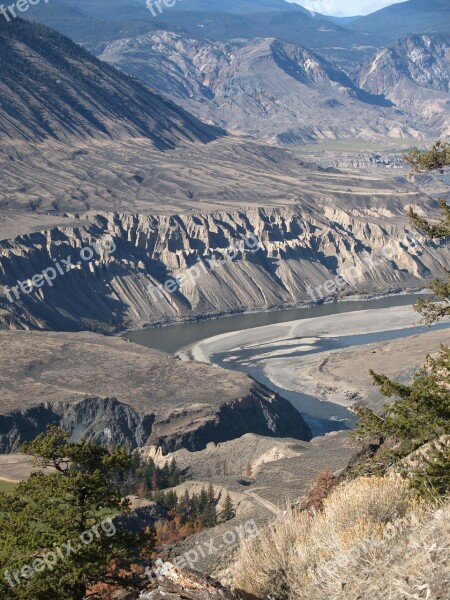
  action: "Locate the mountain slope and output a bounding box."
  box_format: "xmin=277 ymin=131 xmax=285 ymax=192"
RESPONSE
xmin=163 ymin=0 xmax=307 ymax=13
xmin=1 ymin=203 xmax=448 ymax=332
xmin=0 ymin=330 xmax=311 ymax=452
xmin=358 ymin=33 xmax=450 ymax=95
xmin=100 ymin=31 xmax=440 ymax=145
xmin=357 ymin=34 xmax=450 ymax=137
xmin=349 ymin=0 xmax=450 ymax=41
xmin=0 ymin=18 xmax=223 ymax=146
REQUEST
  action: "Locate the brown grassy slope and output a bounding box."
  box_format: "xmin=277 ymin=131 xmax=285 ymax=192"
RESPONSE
xmin=233 ymin=476 xmax=449 ymax=600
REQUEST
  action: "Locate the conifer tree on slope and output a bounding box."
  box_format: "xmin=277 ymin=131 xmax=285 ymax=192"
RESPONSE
xmin=354 ymin=141 xmax=450 ymax=495
xmin=0 ymin=426 xmax=154 ymax=600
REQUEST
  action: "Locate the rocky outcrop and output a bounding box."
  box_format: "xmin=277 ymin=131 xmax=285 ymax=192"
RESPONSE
xmin=358 ymin=34 xmax=450 ymax=96
xmin=357 ymin=34 xmax=450 ymax=137
xmin=0 ymin=202 xmax=448 ymax=332
xmin=0 ymin=391 xmax=310 ymax=454
xmin=0 ymin=331 xmax=311 ymax=453
xmin=139 ymin=562 xmax=236 ymax=599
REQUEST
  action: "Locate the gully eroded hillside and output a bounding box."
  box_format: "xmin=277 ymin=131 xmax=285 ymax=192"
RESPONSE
xmin=0 ymin=201 xmax=448 ymax=332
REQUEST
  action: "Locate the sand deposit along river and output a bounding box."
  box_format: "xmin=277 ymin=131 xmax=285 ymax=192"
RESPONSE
xmin=125 ymin=295 xmax=450 ymax=436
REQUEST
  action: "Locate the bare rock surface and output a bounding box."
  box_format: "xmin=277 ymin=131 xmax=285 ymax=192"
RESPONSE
xmin=99 ymin=33 xmax=427 ymax=145
xmin=139 ymin=562 xmax=236 ymax=599
xmin=357 ymin=33 xmax=450 ymax=138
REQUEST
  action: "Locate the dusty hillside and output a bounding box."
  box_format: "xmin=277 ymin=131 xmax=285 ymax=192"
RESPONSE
xmin=357 ymin=33 xmax=450 ymax=138
xmin=0 ymin=18 xmax=223 ymax=146
xmin=0 ymin=202 xmax=448 ymax=331
xmin=232 ymin=476 xmax=450 ymax=599
xmin=0 ymin=330 xmax=311 ymax=453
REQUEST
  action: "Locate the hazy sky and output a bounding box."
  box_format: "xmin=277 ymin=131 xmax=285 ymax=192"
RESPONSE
xmin=292 ymin=0 xmax=408 ymax=17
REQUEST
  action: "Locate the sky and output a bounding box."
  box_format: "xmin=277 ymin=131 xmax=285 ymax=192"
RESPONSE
xmin=291 ymin=0 xmax=408 ymax=17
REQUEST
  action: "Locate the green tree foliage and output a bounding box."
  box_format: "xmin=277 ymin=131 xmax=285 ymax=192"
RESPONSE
xmin=220 ymin=493 xmax=236 ymax=521
xmin=355 ymin=347 xmax=450 ymax=446
xmin=151 ymin=486 xmax=220 ymax=528
xmin=409 ymin=197 xmax=450 ymax=238
xmin=134 ymin=456 xmax=184 ymax=494
xmin=410 ymin=442 xmax=450 ymax=499
xmin=0 ymin=426 xmax=154 ymax=600
xmin=404 ymin=141 xmax=450 ymax=324
xmin=354 ymin=347 xmax=450 ymax=495
xmin=404 ymin=140 xmax=450 ymax=174
xmin=355 ymin=142 xmax=450 ymax=495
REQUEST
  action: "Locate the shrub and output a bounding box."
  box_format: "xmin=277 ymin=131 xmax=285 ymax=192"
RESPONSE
xmin=233 ymin=476 xmax=417 ymax=600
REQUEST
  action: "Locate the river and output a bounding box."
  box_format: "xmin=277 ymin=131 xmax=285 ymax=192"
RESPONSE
xmin=124 ymin=294 xmax=449 ymax=436
xmin=125 ymin=294 xmax=426 ymax=354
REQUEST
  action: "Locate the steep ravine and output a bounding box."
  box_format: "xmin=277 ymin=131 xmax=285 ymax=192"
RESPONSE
xmin=0 ymin=202 xmax=448 ymax=332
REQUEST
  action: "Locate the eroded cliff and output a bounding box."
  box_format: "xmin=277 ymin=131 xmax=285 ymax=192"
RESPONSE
xmin=0 ymin=201 xmax=448 ymax=332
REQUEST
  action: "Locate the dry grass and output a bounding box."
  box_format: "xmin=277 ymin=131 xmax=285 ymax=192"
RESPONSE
xmin=233 ymin=476 xmax=449 ymax=600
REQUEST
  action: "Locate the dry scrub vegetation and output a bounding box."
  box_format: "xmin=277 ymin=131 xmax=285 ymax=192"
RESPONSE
xmin=233 ymin=476 xmax=449 ymax=600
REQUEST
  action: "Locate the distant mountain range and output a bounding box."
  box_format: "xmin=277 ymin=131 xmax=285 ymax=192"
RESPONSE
xmin=22 ymin=0 xmax=450 ymax=72
xmin=21 ymin=0 xmax=384 ymax=68
xmin=349 ymin=0 xmax=450 ymax=40
xmin=357 ymin=33 xmax=450 ymax=138
xmin=5 ymin=0 xmax=449 ymax=147
xmin=1 ymin=17 xmax=366 ymax=218
xmin=358 ymin=33 xmax=450 ymax=97
xmin=159 ymin=0 xmax=308 ymax=13
xmin=99 ymin=30 xmax=449 ymax=144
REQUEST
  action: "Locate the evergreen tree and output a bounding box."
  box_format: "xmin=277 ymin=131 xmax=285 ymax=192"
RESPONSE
xmin=410 ymin=442 xmax=450 ymax=498
xmin=404 ymin=140 xmax=450 ymax=175
xmin=220 ymin=493 xmax=236 ymax=521
xmin=180 ymin=489 xmax=190 ymax=511
xmin=207 ymin=482 xmax=216 ymax=505
xmin=137 ymin=456 xmax=184 ymax=495
xmin=355 ymin=346 xmax=450 ymax=447
xmin=0 ymin=426 xmax=154 ymax=600
xmin=198 ymin=487 xmax=209 ymax=514
xmin=404 ymin=140 xmax=450 ymax=324
xmin=355 ymin=142 xmax=450 ymax=496
xmin=165 ymin=490 xmax=179 ymax=512
xmin=201 ymin=501 xmax=217 ymax=528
